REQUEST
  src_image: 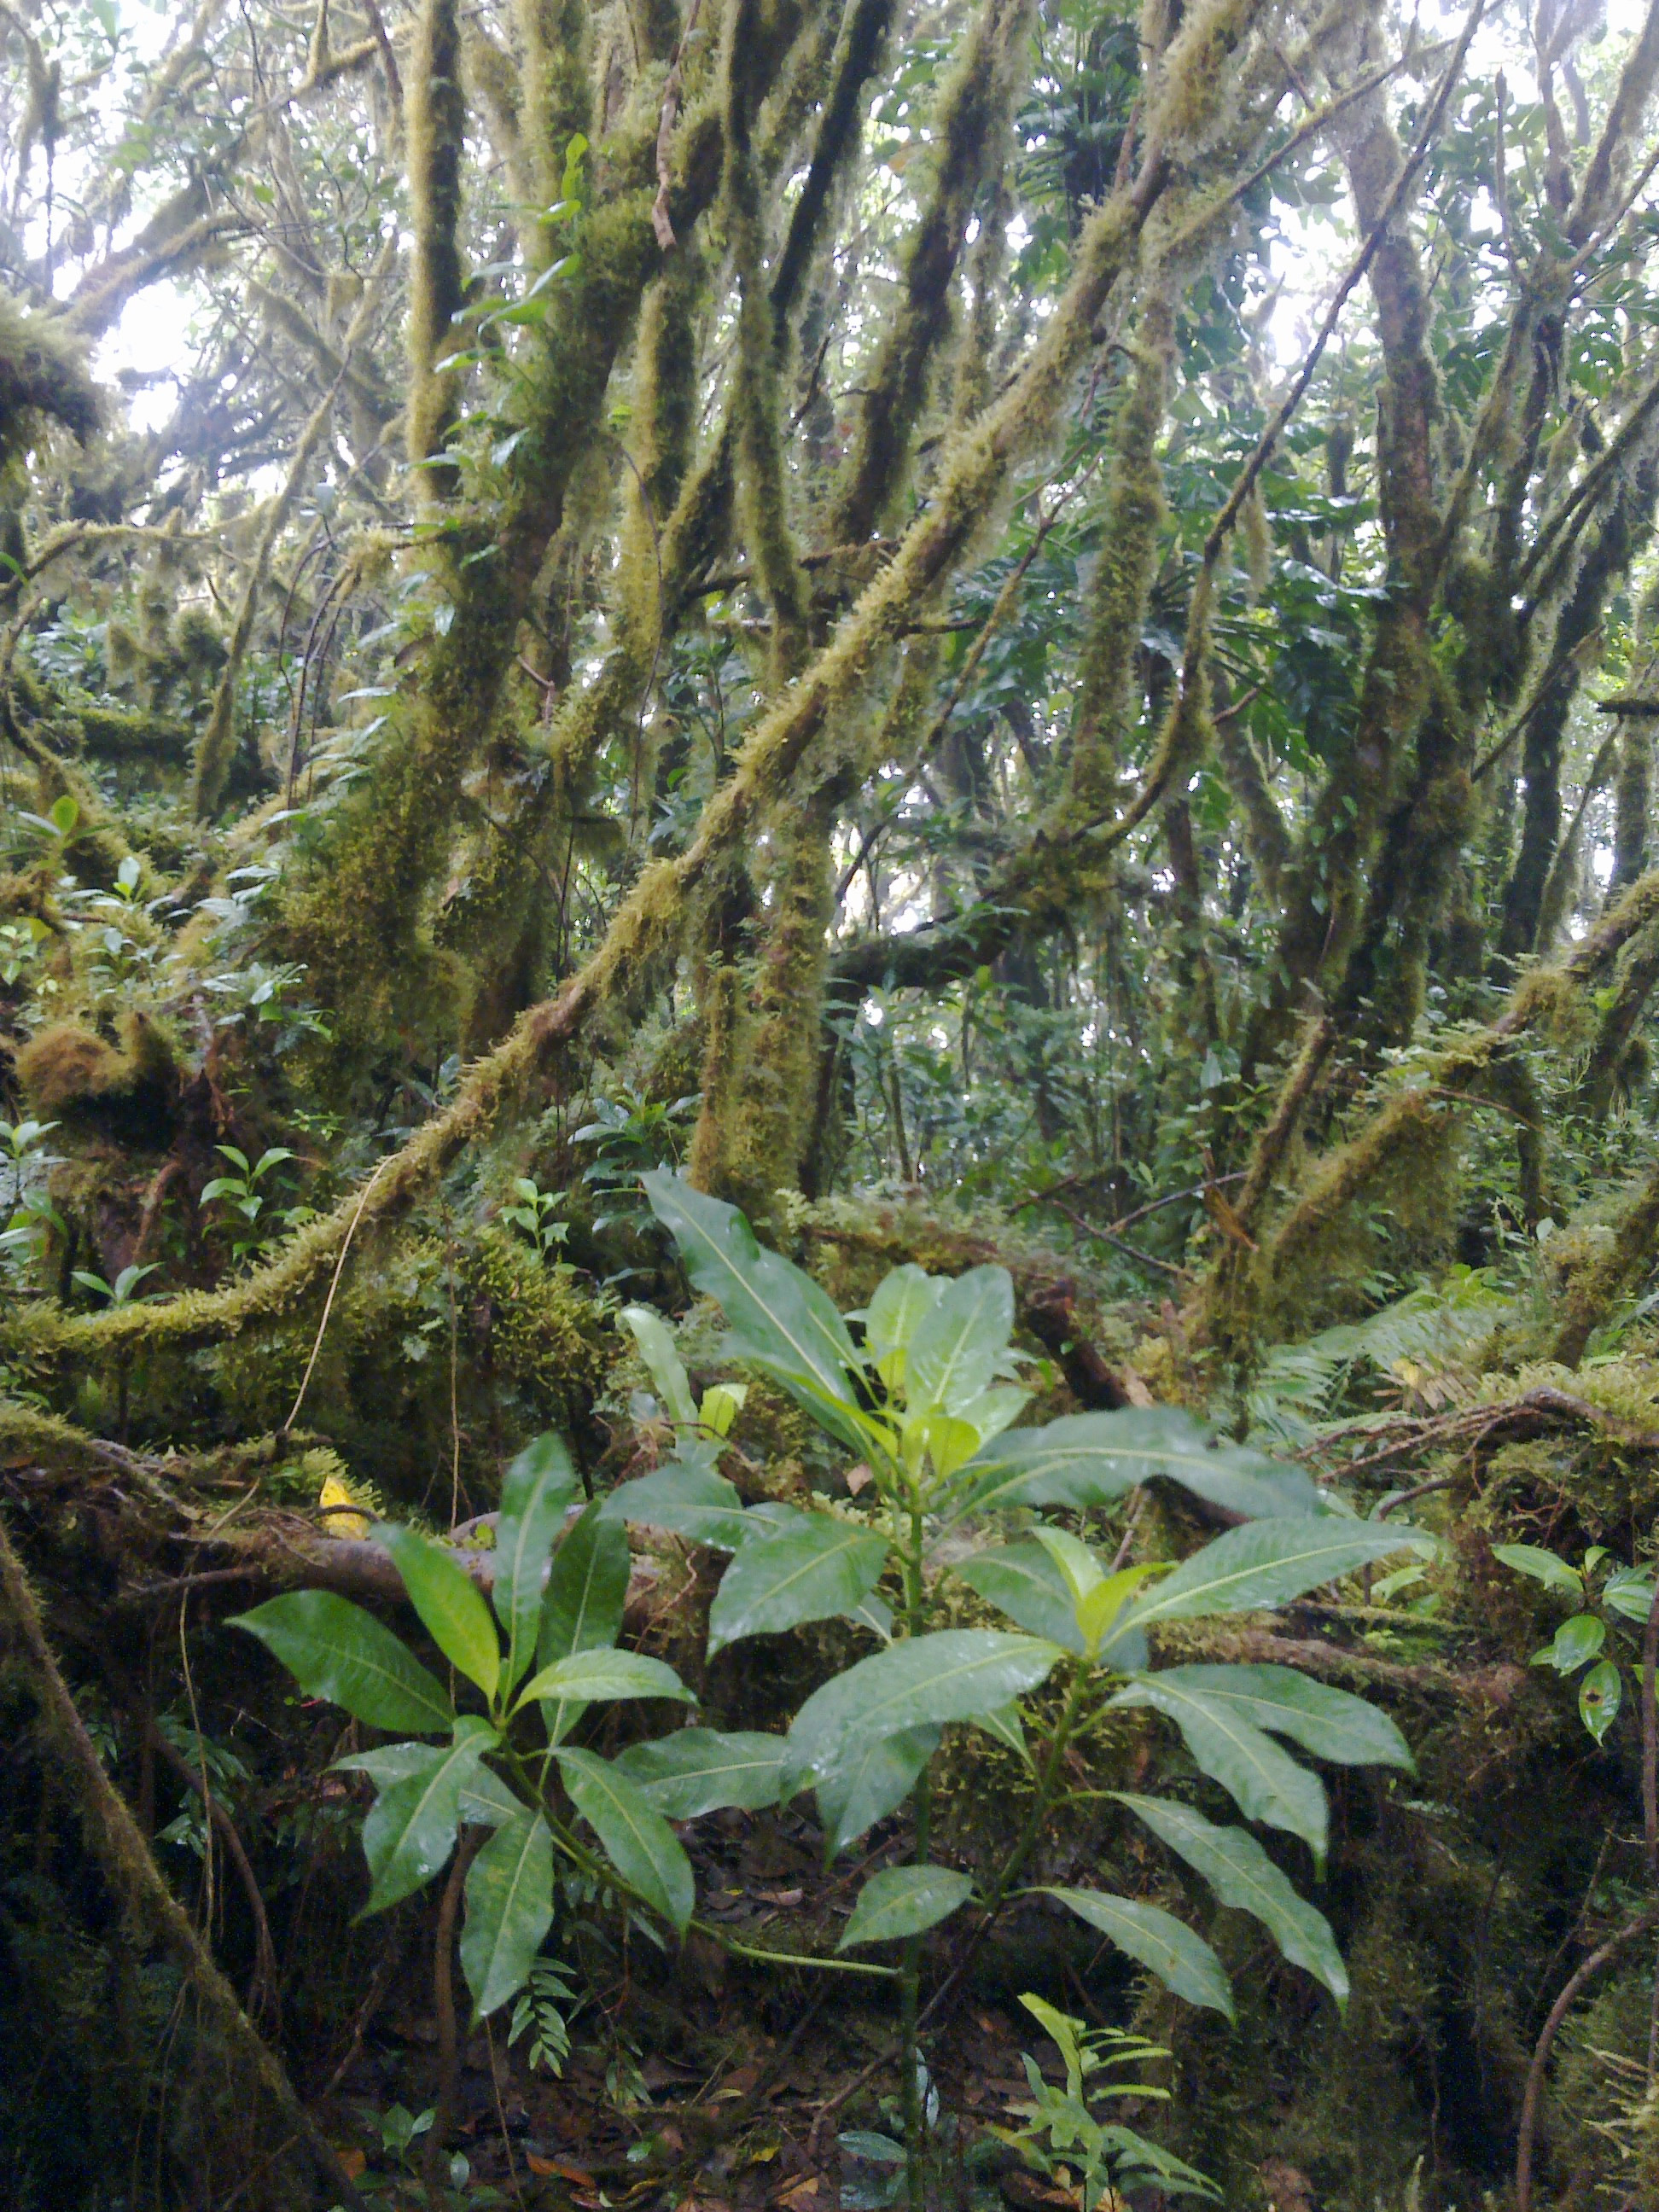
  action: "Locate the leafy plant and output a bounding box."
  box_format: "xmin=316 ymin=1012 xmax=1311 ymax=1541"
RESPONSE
xmin=70 ymin=1261 xmax=161 ymax=1307
xmin=499 ymin=1175 xmax=570 ymax=1263
xmin=989 ymin=1994 xmax=1217 ymax=2205
xmin=200 ymin=1145 xmax=304 ymax=1263
xmin=231 ymin=1188 xmax=1425 ymax=2210
xmin=1496 ymin=1542 xmax=1656 ymax=1743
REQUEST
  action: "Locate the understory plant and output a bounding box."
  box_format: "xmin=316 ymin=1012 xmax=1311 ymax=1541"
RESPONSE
xmin=233 ymin=1179 xmax=1427 ymax=2203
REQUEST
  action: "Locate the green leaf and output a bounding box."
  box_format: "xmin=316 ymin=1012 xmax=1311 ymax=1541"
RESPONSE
xmin=459 ymin=1766 xmax=527 ymax=1826
xmin=1603 ymin=1569 xmax=1656 ymax=1624
xmin=816 ymin=1725 xmax=940 ymax=1854
xmin=642 ymin=1171 xmax=862 ymax=1420
xmin=516 ymin=1649 xmax=693 ymax=1709
xmin=334 ymin=1743 xmax=445 ymax=1788
xmin=1110 ymin=1674 xmax=1327 ymax=1858
xmin=1492 ymin=1543 xmax=1584 ymax=1599
xmin=599 ymin=1462 xmax=754 ymax=1551
xmin=1115 ymin=1794 xmax=1348 ymax=2005
xmin=1534 ymin=1612 xmax=1606 ymax=1674
xmin=557 ymin=1748 xmax=695 ymax=1934
xmin=864 ymin=1264 xmax=943 ymax=1391
xmin=786 ymin=1631 xmax=1064 ymax=1784
xmin=952 ymin=1543 xmax=1087 ymax=1655
xmin=620 ymin=1306 xmax=699 ymax=1428
xmin=1112 ymin=1520 xmax=1428 ymax=1641
xmin=460 ymin=1810 xmax=556 ymax=2020
xmin=614 ymin=1728 xmax=789 ymax=1818
xmin=708 ymin=1514 xmax=889 ymax=1652
xmin=904 ymin=1266 xmax=1013 ymax=1416
xmin=1136 ymin=1665 xmax=1413 ymax=1771
xmin=230 ymin=1592 xmax=453 ymax=1735
xmin=1043 ymin=1889 xmax=1233 ymax=2018
xmin=838 ymin=1865 xmax=974 ymax=1949
xmin=374 ymin=1524 xmax=502 ymax=1702
xmin=493 ymin=1434 xmax=580 ymax=1691
xmin=1580 ymin=1658 xmax=1621 ymax=1743
xmin=541 ymin=1500 xmax=632 ymax=1662
xmin=361 ymin=1719 xmax=497 ymax=1913
xmin=956 ymin=1411 xmax=1320 ymax=1522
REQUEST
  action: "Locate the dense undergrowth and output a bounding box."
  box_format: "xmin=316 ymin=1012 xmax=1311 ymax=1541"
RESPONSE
xmin=9 ymin=0 xmax=1659 ymax=2203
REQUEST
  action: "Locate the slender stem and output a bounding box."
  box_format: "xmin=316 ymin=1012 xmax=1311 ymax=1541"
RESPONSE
xmin=901 ymin=1484 xmax=929 ymax=2212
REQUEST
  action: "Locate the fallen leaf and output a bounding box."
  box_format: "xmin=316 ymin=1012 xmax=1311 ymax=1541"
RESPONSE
xmin=333 ymin=2146 xmax=366 ymax=2180
xmin=755 ymin=1888 xmax=803 ymax=1906
xmin=844 ymin=1464 xmax=873 ymax=1495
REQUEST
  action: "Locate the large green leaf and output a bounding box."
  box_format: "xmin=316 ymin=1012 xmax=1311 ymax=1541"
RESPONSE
xmin=557 ymin=1747 xmax=695 ymax=1934
xmin=953 ymin=1543 xmax=1087 ymax=1654
xmin=708 ymin=1513 xmax=888 ymax=1652
xmin=816 ymin=1724 xmax=940 ymax=1854
xmin=955 ymin=1410 xmax=1319 ymax=1522
xmin=614 ymin=1729 xmax=789 ymax=1818
xmin=335 ymin=1743 xmax=445 ymax=1788
xmin=230 ymin=1591 xmax=453 ymax=1735
xmin=1044 ymin=1889 xmax=1233 ymax=2018
xmin=492 ymin=1434 xmax=580 ymax=1692
xmin=1109 ymin=1519 xmax=1428 ymax=1641
xmin=787 ymin=1631 xmax=1064 ymax=1784
xmin=1110 ymin=1675 xmax=1327 ymax=1857
xmin=838 ymin=1866 xmax=974 ymax=1950
xmin=642 ymin=1171 xmax=861 ymax=1413
xmin=1143 ymin=1665 xmax=1412 ymax=1771
xmin=537 ymin=1500 xmax=632 ymax=1746
xmin=374 ymin=1523 xmax=501 ymax=1702
xmin=539 ymin=1501 xmax=631 ymax=1661
xmin=952 ymin=1544 xmax=1152 ymax=1669
xmin=1491 ymin=1543 xmax=1583 ymax=1599
xmin=361 ymin=1718 xmax=497 ymax=1913
xmin=904 ymin=1266 xmax=1013 ymax=1416
xmin=1115 ymin=1794 xmax=1348 ymax=2005
xmin=459 ymin=1766 xmax=527 ymax=1826
xmin=460 ymin=1809 xmax=556 ymax=2020
xmin=516 ymin=1649 xmax=693 ymax=1708
xmin=598 ymin=1462 xmax=754 ymax=1551
xmin=864 ymin=1265 xmax=944 ymax=1392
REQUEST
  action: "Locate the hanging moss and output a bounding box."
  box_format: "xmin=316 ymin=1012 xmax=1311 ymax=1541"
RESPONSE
xmin=0 ymin=295 xmax=100 ymax=463
xmin=1550 ymin=1158 xmax=1659 ymax=1366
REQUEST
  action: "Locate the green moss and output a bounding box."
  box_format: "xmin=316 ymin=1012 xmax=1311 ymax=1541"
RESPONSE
xmin=0 ymin=294 xmax=100 ymax=463
xmin=406 ymin=0 xmax=469 ymax=471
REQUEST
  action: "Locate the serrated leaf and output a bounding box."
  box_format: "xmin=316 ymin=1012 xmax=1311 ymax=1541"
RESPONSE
xmin=374 ymin=1524 xmax=501 ymax=1701
xmin=956 ymin=1410 xmax=1320 ymax=1522
xmin=516 ymin=1648 xmax=693 ymax=1709
xmin=493 ymin=1434 xmax=580 ymax=1691
xmin=614 ymin=1729 xmax=789 ymax=1818
xmin=230 ymin=1592 xmax=453 ymax=1735
xmin=1115 ymin=1794 xmax=1348 ymax=2004
xmin=905 ymin=1266 xmax=1014 ymax=1416
xmin=1044 ymin=1889 xmax=1233 ymax=2017
xmin=838 ymin=1866 xmax=974 ymax=1949
xmin=361 ymin=1719 xmax=497 ymax=1913
xmin=557 ymin=1748 xmax=695 ymax=1933
xmin=1138 ymin=1665 xmax=1413 ymax=1771
xmin=708 ymin=1514 xmax=888 ymax=1652
xmin=816 ymin=1725 xmax=940 ymax=1854
xmin=786 ymin=1631 xmax=1065 ymax=1784
xmin=461 ymin=1810 xmax=556 ymax=2020
xmin=1111 ymin=1520 xmax=1428 ymax=1641
xmin=1110 ymin=1674 xmax=1327 ymax=1857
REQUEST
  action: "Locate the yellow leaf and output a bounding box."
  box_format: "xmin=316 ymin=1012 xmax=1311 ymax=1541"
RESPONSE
xmin=318 ymin=1473 xmax=370 ymax=1540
